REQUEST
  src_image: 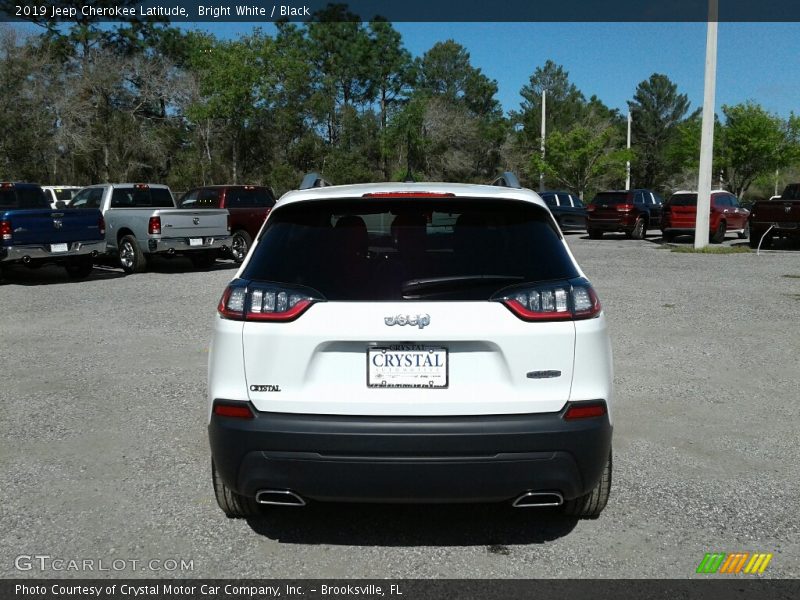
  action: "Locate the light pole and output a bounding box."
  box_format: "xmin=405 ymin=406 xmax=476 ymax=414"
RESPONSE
xmin=625 ymin=111 xmax=632 ymax=190
xmin=695 ymin=0 xmax=719 ymax=249
xmin=540 ymin=89 xmax=546 ymax=192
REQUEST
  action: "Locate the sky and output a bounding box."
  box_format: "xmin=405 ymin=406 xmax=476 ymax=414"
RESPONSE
xmin=184 ymin=21 xmax=800 ymax=119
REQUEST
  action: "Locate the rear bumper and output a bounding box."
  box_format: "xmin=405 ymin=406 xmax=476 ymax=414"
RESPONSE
xmin=587 ymin=216 xmax=635 ymax=231
xmin=0 ymin=240 xmax=105 ymax=264
xmin=147 ymin=235 xmax=232 ymax=254
xmin=209 ymin=403 xmax=612 ymax=503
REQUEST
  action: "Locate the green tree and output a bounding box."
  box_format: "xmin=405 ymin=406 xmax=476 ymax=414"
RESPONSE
xmin=628 ymin=73 xmax=691 ymax=190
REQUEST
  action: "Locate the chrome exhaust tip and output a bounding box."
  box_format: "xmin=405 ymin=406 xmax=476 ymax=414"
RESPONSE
xmin=255 ymin=489 xmax=306 ymax=507
xmin=512 ymin=492 xmax=564 ymax=508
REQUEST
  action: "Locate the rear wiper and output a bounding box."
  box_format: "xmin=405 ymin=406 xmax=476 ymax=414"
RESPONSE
xmin=401 ymin=275 xmax=524 ymax=295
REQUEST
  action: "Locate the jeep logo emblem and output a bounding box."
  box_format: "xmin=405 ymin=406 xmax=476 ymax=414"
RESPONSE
xmin=384 ymin=314 xmax=431 ymax=329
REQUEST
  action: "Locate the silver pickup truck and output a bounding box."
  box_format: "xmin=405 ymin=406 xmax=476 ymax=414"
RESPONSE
xmin=70 ymin=183 xmax=231 ymax=273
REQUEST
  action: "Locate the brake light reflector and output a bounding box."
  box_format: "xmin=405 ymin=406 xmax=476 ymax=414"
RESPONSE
xmin=218 ymin=282 xmax=323 ymax=322
xmin=0 ymin=220 xmax=11 ymax=241
xmin=226 ymin=214 xmax=231 ymax=232
xmin=564 ymin=402 xmax=607 ymax=420
xmin=98 ymin=215 xmax=106 ymax=236
xmin=148 ymin=216 xmax=161 ymax=235
xmin=213 ymin=401 xmax=254 ymax=419
xmin=586 ymin=204 xmax=596 ymax=212
xmin=493 ymin=279 xmax=601 ymax=321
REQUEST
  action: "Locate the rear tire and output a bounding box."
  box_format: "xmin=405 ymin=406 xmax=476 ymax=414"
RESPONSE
xmin=212 ymin=461 xmax=261 ymax=518
xmin=738 ymin=221 xmax=750 ymax=240
xmin=587 ymin=229 xmax=603 ymax=239
xmin=231 ymin=230 xmax=252 ymax=264
xmin=711 ymin=221 xmax=726 ymax=244
xmin=65 ymin=257 xmax=94 ymax=280
xmin=562 ymin=452 xmax=612 ymax=519
xmin=629 ymin=217 xmax=646 ymax=240
xmin=118 ymin=235 xmax=147 ymax=274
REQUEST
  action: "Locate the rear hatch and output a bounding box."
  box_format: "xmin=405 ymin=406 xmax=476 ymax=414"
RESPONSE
xmin=664 ymin=193 xmax=698 ymax=228
xmin=589 ymin=192 xmax=632 ymax=223
xmin=1 ymin=186 xmax=103 ymax=245
xmin=231 ymin=197 xmax=592 ymax=416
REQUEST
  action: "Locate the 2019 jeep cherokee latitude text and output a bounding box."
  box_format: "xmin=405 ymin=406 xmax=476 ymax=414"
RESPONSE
xmin=208 ymin=180 xmax=614 ymax=518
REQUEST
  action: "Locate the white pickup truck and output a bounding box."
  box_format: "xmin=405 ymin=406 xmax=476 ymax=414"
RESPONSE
xmin=70 ymin=183 xmax=231 ymax=273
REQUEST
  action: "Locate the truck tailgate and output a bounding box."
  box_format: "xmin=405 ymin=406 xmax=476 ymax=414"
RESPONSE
xmin=2 ymin=209 xmax=103 ymax=245
xmin=159 ymin=209 xmax=229 ymax=238
xmin=751 ymin=200 xmax=800 ymax=227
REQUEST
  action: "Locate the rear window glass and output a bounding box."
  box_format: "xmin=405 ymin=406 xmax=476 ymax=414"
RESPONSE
xmin=226 ymin=188 xmax=275 ymax=208
xmin=53 ymin=189 xmax=79 ymax=201
xmin=111 ymin=187 xmax=174 ymax=208
xmin=241 ymin=198 xmax=578 ymax=301
xmin=591 ymin=192 xmax=631 ymax=205
xmin=667 ymin=194 xmax=698 ymax=206
xmin=782 ymin=184 xmax=800 ymax=200
xmin=0 ymin=187 xmax=49 ymax=209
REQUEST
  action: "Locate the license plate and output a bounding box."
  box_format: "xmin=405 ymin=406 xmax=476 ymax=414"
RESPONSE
xmin=189 ymin=238 xmax=203 ymax=246
xmin=367 ymin=345 xmax=448 ymax=388
xmin=50 ymin=243 xmax=68 ymax=253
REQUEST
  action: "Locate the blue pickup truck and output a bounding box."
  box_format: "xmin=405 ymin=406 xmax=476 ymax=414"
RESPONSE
xmin=0 ymin=182 xmax=106 ymax=279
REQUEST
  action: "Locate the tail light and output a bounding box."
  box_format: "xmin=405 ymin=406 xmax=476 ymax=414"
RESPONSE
xmin=564 ymin=401 xmax=607 ymax=420
xmin=212 ymin=400 xmax=254 ymax=419
xmin=98 ymin=215 xmax=106 ymax=236
xmin=226 ymin=214 xmax=231 ymax=233
xmin=0 ymin=220 xmax=11 ymax=241
xmin=616 ymin=204 xmax=635 ymax=212
xmin=492 ymin=278 xmax=601 ymax=322
xmin=148 ymin=216 xmax=161 ymax=235
xmin=218 ymin=281 xmax=324 ymax=322
xmin=586 ymin=204 xmax=596 ymax=212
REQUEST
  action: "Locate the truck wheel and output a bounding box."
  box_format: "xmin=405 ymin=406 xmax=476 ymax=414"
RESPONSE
xmin=118 ymin=235 xmax=147 ymax=274
xmin=562 ymin=451 xmax=611 ymax=519
xmin=65 ymin=257 xmax=94 ymax=280
xmin=212 ymin=460 xmax=261 ymax=518
xmin=231 ymin=230 xmax=252 ymax=264
xmin=587 ymin=229 xmax=603 ymax=239
xmin=711 ymin=221 xmax=726 ymax=244
xmin=190 ymin=251 xmax=217 ymax=269
xmin=738 ymin=221 xmax=750 ymax=240
xmin=629 ymin=217 xmax=646 ymax=240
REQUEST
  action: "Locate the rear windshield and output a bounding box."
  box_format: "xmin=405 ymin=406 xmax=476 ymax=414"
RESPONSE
xmin=53 ymin=189 xmax=79 ymax=201
xmin=782 ymin=184 xmax=800 ymax=200
xmin=0 ymin=187 xmax=50 ymax=210
xmin=241 ymin=198 xmax=578 ymax=301
xmin=226 ymin=188 xmax=275 ymax=208
xmin=590 ymin=192 xmax=631 ymax=205
xmin=110 ymin=187 xmax=174 ymax=208
xmin=667 ymin=194 xmax=698 ymax=206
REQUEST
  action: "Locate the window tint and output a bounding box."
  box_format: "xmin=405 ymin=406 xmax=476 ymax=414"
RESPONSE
xmin=179 ymin=190 xmax=200 ymax=208
xmin=0 ymin=186 xmax=49 ymax=209
xmin=54 ymin=189 xmax=79 ymax=201
xmin=591 ymin=192 xmax=632 ymax=205
xmin=667 ymin=193 xmax=697 ymax=207
xmin=226 ymin=187 xmax=275 ymax=208
xmin=541 ymin=193 xmax=557 ymax=207
xmin=714 ymin=195 xmax=730 ymax=207
xmin=242 ymin=198 xmax=578 ymax=301
xmin=634 ymin=192 xmax=645 ymax=204
xmin=70 ymin=188 xmax=103 ymax=209
xmin=111 ymin=187 xmax=174 ymax=208
xmin=729 ymin=195 xmax=740 ymax=207
xmin=782 ymin=184 xmax=800 ymax=200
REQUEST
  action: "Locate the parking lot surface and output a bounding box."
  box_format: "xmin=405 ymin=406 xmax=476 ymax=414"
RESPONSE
xmin=1 ymin=233 xmax=798 ymax=578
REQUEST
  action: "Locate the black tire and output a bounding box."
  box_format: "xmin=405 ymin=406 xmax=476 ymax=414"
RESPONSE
xmin=231 ymin=230 xmax=253 ymax=264
xmin=212 ymin=460 xmax=261 ymax=518
xmin=118 ymin=235 xmax=147 ymax=274
xmin=64 ymin=257 xmax=94 ymax=280
xmin=629 ymin=217 xmax=646 ymax=240
xmin=562 ymin=452 xmax=612 ymax=519
xmin=738 ymin=221 xmax=750 ymax=240
xmin=587 ymin=229 xmax=603 ymax=239
xmin=190 ymin=250 xmax=217 ymax=269
xmin=711 ymin=221 xmax=726 ymax=244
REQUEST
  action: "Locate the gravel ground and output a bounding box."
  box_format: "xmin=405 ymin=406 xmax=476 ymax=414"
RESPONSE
xmin=1 ymin=231 xmax=798 ymax=579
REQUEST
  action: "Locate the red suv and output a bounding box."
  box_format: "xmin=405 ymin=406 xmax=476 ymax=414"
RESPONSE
xmin=661 ymin=191 xmax=749 ymax=243
xmin=179 ymin=185 xmax=275 ymax=262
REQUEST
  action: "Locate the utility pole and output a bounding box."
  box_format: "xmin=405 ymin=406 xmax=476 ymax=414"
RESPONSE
xmin=625 ymin=111 xmax=632 ymax=190
xmin=694 ymin=0 xmax=718 ymax=249
xmin=775 ymin=169 xmax=780 ymax=197
xmin=540 ymin=89 xmax=546 ymax=193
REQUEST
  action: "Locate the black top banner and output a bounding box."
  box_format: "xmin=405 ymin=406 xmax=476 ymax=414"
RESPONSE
xmin=4 ymin=0 xmax=800 ymax=22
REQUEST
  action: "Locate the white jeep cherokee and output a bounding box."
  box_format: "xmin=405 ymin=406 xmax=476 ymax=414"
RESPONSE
xmin=208 ymin=173 xmax=613 ymax=518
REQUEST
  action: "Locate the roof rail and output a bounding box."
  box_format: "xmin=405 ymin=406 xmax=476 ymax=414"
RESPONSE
xmin=299 ymin=172 xmax=333 ymax=190
xmin=491 ymin=171 xmax=522 ymax=189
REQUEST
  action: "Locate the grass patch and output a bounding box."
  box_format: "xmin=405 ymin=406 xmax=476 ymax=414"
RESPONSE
xmin=782 ymin=274 xmax=800 ymax=279
xmin=783 ymin=293 xmax=800 ymax=301
xmin=669 ymin=245 xmax=751 ymax=254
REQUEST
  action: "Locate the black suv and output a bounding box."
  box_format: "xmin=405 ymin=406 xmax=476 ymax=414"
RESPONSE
xmin=540 ymin=191 xmax=587 ymax=231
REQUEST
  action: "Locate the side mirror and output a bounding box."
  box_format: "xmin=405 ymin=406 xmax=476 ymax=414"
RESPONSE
xmin=55 ymin=201 xmax=66 ymax=209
